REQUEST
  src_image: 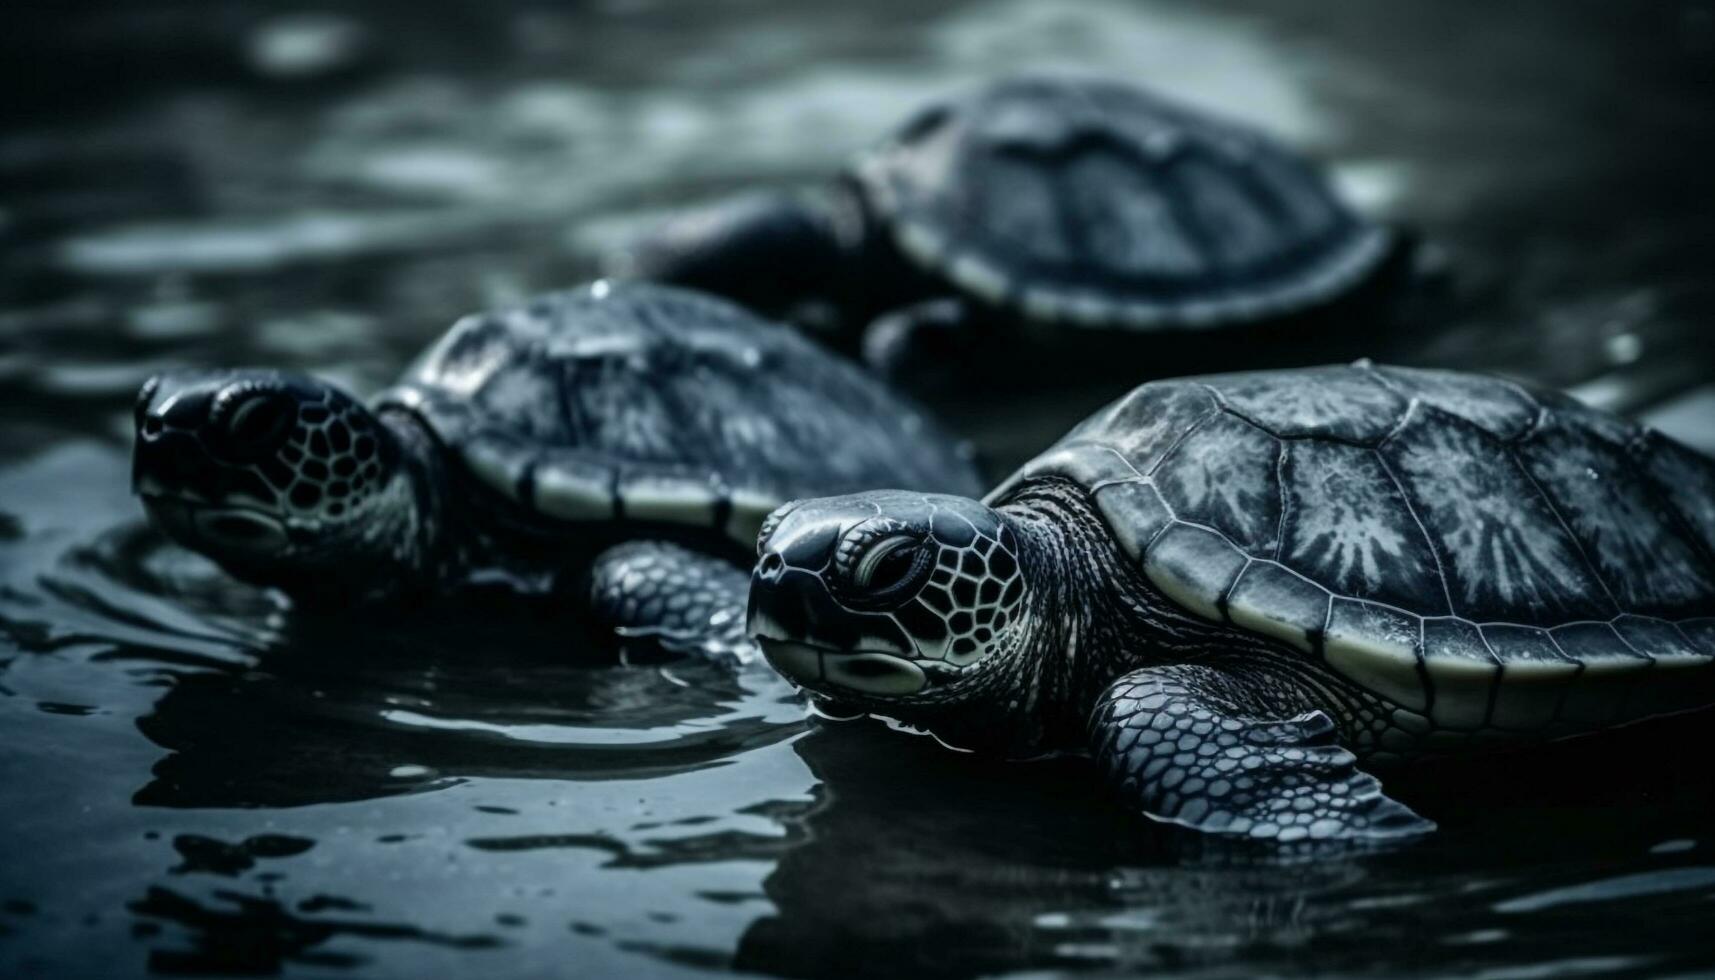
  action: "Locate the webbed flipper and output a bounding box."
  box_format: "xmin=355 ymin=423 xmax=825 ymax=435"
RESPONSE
xmin=602 ymin=188 xmax=855 ymax=325
xmin=587 ymin=541 xmax=756 ymax=667
xmin=1089 ymin=665 xmax=1433 ymax=842
xmin=860 ymin=297 xmax=977 ymax=380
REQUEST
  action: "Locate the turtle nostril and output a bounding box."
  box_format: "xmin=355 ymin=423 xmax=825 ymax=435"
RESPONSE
xmin=140 ymin=416 xmax=164 ymax=438
xmin=758 ymin=553 xmax=785 ymax=578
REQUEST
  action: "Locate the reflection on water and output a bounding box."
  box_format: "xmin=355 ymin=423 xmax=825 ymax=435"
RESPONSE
xmin=130 ymin=885 xmax=506 ymax=975
xmin=3 ymin=0 xmax=1715 ymax=976
xmin=726 ymin=719 xmax=1715 ymax=978
xmin=135 ymin=632 xmax=801 ymax=809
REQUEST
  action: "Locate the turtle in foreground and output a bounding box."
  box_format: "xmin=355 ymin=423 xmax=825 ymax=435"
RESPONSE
xmin=609 ymin=74 xmax=1392 ymax=372
xmin=747 ymin=363 xmax=1715 ymax=840
xmin=133 ymin=281 xmax=982 ymax=661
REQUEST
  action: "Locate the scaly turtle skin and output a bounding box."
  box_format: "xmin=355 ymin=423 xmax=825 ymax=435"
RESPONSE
xmin=610 ymin=74 xmax=1389 ymax=372
xmin=747 ymin=363 xmax=1715 ymax=841
xmin=133 ymin=281 xmax=981 ymax=662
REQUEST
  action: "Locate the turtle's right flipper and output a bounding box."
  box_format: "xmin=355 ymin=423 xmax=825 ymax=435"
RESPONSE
xmin=600 ymin=188 xmax=854 ymax=322
xmin=860 ymin=297 xmax=975 ymax=379
xmin=587 ymin=541 xmax=756 ymax=668
xmin=1089 ymin=665 xmax=1433 ymax=842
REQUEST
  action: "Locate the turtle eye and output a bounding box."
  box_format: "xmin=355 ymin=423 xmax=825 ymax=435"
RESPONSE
xmin=212 ymin=382 xmax=298 ymax=459
xmin=851 ymin=533 xmax=926 ymax=596
xmin=227 ymin=392 xmax=296 ymax=447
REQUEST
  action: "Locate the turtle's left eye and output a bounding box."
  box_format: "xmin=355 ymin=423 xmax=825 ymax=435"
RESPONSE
xmin=851 ymin=534 xmax=926 ymax=596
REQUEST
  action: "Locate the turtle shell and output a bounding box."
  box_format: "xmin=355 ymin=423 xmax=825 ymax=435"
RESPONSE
xmin=992 ymin=363 xmax=1715 ymax=739
xmin=376 ymin=282 xmax=982 ymax=548
xmin=852 ymin=75 xmax=1390 ymax=329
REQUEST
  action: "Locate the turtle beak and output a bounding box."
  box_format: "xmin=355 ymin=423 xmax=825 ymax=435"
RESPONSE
xmin=133 ymin=373 xmax=225 ymax=501
xmin=748 ymin=503 xmax=925 ymax=697
xmin=131 ymin=371 xmax=306 ymax=561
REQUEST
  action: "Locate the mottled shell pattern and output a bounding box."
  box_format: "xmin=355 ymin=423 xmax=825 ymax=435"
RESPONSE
xmin=993 ymin=363 xmax=1715 ymax=748
xmin=377 ymin=282 xmax=983 ymax=547
xmin=852 ymin=75 xmax=1391 ymax=329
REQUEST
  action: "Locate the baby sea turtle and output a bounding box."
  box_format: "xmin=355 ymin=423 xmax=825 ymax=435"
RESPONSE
xmin=747 ymin=363 xmax=1715 ymax=840
xmin=611 ymin=74 xmax=1390 ymax=371
xmin=133 ymin=281 xmax=981 ymax=661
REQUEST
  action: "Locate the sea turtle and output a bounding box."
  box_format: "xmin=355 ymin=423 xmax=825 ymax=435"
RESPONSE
xmin=132 ymin=281 xmax=982 ymax=661
xmin=608 ymin=74 xmax=1391 ymax=372
xmin=746 ymin=363 xmax=1715 ymax=840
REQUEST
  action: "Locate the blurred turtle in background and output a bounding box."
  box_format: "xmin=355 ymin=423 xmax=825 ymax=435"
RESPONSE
xmin=132 ymin=281 xmax=982 ymax=663
xmin=608 ymin=74 xmax=1397 ymax=378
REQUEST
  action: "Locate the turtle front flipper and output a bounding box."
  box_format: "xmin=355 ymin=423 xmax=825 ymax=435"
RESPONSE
xmin=588 ymin=541 xmax=755 ymax=668
xmin=1089 ymin=665 xmax=1433 ymax=843
xmin=860 ymin=297 xmax=976 ymax=381
xmin=600 ymin=188 xmax=860 ymax=328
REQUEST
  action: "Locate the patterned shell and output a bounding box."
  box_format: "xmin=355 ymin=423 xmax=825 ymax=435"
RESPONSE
xmin=852 ymin=75 xmax=1391 ymax=330
xmin=993 ymin=364 xmax=1715 ymax=739
xmin=376 ymin=282 xmax=983 ymax=546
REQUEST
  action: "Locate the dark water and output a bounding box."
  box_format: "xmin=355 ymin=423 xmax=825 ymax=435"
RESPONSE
xmin=5 ymin=2 xmax=1715 ymax=977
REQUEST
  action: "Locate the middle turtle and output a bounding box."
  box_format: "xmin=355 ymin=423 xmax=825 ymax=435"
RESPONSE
xmin=132 ymin=282 xmax=983 ymax=663
xmin=610 ymin=74 xmax=1391 ymax=371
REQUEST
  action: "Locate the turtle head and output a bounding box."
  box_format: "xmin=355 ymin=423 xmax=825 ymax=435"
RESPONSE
xmin=132 ymin=369 xmax=422 ymax=600
xmin=748 ymin=491 xmax=1029 ymax=707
